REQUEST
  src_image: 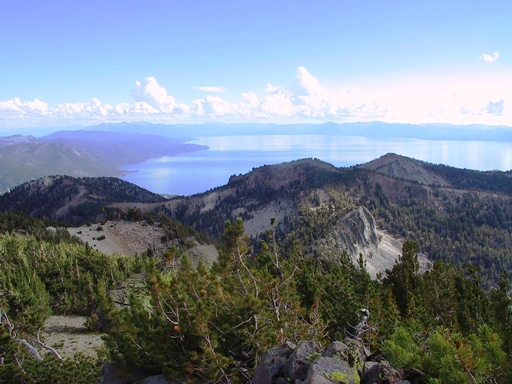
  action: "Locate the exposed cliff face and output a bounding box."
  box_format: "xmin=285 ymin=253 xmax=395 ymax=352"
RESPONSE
xmin=315 ymin=206 xmax=429 ymax=278
xmin=337 ymin=206 xmax=380 ymax=255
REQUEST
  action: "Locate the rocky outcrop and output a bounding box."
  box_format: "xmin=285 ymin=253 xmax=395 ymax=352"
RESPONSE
xmin=315 ymin=207 xmax=396 ymax=278
xmin=184 ymin=240 xmax=219 ymax=267
xmin=252 ymin=339 xmax=404 ymax=384
xmin=335 ymin=207 xmax=379 ymax=256
xmin=315 ymin=206 xmax=429 ymax=278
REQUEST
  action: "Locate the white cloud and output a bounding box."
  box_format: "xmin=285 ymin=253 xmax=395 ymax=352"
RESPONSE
xmin=204 ymin=95 xmax=236 ymax=116
xmin=242 ymin=92 xmax=258 ymax=106
xmin=266 ymin=83 xmax=278 ymax=93
xmin=481 ymin=52 xmax=499 ymax=62
xmin=260 ymin=92 xmax=295 ymax=117
xmin=0 ymin=98 xmax=49 ymax=114
xmin=132 ymin=77 xmax=177 ymax=110
xmin=194 ymin=86 xmax=225 ymax=93
xmin=1 ymin=68 xmax=512 ymax=128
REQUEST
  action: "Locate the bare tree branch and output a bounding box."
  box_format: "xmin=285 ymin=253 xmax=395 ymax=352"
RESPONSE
xmin=14 ymin=339 xmax=43 ymax=361
xmin=29 ymin=330 xmax=62 ymax=360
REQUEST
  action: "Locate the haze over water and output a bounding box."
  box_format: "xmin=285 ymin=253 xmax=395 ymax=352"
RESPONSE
xmin=121 ymin=135 xmax=512 ymax=196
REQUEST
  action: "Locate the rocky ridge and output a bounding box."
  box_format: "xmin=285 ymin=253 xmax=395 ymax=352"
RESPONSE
xmin=357 ymin=153 xmax=450 ymax=186
xmin=98 ymin=338 xmax=407 ymax=384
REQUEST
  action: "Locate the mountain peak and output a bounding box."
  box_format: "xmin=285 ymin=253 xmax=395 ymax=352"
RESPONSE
xmin=357 ymin=153 xmax=450 ymax=186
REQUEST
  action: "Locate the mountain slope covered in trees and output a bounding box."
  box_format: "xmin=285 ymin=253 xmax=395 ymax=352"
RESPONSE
xmin=2 ymin=152 xmax=512 ymax=381
xmin=1 ymin=210 xmax=511 ymax=383
xmin=3 ymin=153 xmax=512 ymax=287
xmin=0 ymin=175 xmax=166 ymax=225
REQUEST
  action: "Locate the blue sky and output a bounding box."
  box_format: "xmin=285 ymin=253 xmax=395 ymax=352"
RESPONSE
xmin=1 ymin=0 xmax=510 ymax=131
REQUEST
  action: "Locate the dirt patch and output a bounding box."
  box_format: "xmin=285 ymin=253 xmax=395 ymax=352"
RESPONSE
xmin=42 ymin=316 xmax=105 ymax=359
xmin=67 ymin=220 xmax=173 ymax=257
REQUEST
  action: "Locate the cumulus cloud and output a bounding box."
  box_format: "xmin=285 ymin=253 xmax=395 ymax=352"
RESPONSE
xmin=194 ymin=86 xmax=225 ymax=93
xmin=203 ymin=95 xmax=236 ymax=116
xmin=131 ymin=77 xmax=190 ymax=114
xmin=0 ymin=98 xmax=49 ymax=114
xmin=132 ymin=77 xmax=177 ymax=110
xmin=481 ymin=52 xmax=499 ymax=62
xmin=1 ymin=68 xmax=512 ymax=127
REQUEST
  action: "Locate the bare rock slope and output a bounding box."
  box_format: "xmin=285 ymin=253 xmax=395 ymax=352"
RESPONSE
xmin=316 ymin=206 xmax=430 ymax=278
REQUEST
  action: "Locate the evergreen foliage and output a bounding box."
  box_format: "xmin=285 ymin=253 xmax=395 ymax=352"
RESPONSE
xmin=1 ymin=211 xmax=512 ymax=383
xmin=0 ymin=214 xmax=148 ymax=382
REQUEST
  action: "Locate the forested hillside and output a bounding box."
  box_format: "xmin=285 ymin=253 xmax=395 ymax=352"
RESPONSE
xmin=4 ymin=154 xmax=512 ymax=287
xmin=162 ymin=155 xmax=512 ymax=287
xmin=1 ymin=211 xmax=511 ymax=383
xmin=0 ymin=175 xmax=166 ymax=225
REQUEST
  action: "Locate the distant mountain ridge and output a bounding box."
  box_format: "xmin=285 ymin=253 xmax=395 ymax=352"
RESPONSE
xmin=39 ymin=130 xmax=207 ymax=168
xmin=81 ymin=121 xmax=512 ymax=142
xmin=359 ymin=153 xmax=451 ymax=186
xmin=0 ymin=130 xmax=208 ymax=193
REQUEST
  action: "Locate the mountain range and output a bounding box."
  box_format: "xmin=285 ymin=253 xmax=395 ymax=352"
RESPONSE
xmin=84 ymin=121 xmax=512 ymax=142
xmin=4 ymin=121 xmax=512 ymax=194
xmin=2 ymin=152 xmax=512 ymax=286
xmin=0 ymin=130 xmax=207 ymax=193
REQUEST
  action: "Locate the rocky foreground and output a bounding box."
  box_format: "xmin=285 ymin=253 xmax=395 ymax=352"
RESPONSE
xmin=98 ymin=338 xmax=408 ymax=384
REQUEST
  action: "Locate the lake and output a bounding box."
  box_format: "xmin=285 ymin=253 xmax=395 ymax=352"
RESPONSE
xmin=120 ymin=135 xmax=512 ymax=196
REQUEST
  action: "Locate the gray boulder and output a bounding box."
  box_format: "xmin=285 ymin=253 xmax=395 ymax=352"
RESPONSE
xmin=251 ymin=339 xmax=403 ymax=384
xmin=283 ymin=341 xmax=323 ymax=382
xmin=301 ymin=356 xmax=359 ymax=384
xmin=98 ymin=363 xmax=126 ymax=384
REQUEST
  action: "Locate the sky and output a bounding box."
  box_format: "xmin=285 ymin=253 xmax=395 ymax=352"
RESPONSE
xmin=1 ymin=0 xmax=511 ymax=132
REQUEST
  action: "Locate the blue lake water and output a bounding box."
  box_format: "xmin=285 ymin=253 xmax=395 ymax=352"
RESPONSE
xmin=120 ymin=135 xmax=512 ymax=196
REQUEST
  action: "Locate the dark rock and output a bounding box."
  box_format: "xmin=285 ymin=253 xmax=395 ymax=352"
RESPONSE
xmin=362 ymin=361 xmax=378 ymax=373
xmin=283 ymin=341 xmax=323 ymax=382
xmin=365 ymin=350 xmax=385 ymax=363
xmin=252 ymin=341 xmax=296 ymax=384
xmin=252 ymin=339 xmax=402 ymax=384
xmin=323 ymin=341 xmax=349 ymax=359
xmin=360 ymin=360 xmax=403 ymax=384
xmin=97 ymin=363 xmax=167 ymax=384
xmin=98 ymin=363 xmax=126 ymax=384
